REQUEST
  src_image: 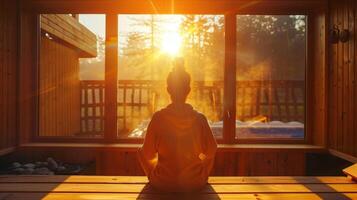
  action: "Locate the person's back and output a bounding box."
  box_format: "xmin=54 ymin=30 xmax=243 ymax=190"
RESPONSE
xmin=138 ymin=58 xmax=217 ymax=192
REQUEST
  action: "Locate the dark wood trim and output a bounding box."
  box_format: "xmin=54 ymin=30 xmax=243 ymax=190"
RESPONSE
xmin=306 ymin=12 xmax=314 ymax=145
xmin=20 ymin=142 xmax=326 ymax=153
xmin=104 ymin=14 xmax=118 ymax=142
xmin=15 ymin=0 xmax=21 ymax=147
xmin=31 ymin=136 xmax=227 ymax=144
xmin=330 ymin=149 xmax=357 ymax=163
xmin=0 ymin=147 xmax=16 ymax=156
xmin=24 ymin=0 xmax=327 ymax=14
xmin=18 ymin=5 xmax=40 ymax=145
xmin=23 ymin=1 xmax=329 ymax=145
xmin=31 ymin=136 xmax=306 ymax=145
xmin=233 ymin=139 xmax=307 ymax=145
xmin=223 ymin=13 xmax=236 ymax=144
xmin=307 ymin=8 xmax=328 ymax=146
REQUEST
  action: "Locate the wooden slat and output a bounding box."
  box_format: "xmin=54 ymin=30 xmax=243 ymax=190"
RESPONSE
xmin=0 ymin=0 xmax=18 ymax=152
xmin=2 ymin=193 xmax=357 ymax=200
xmin=39 ymin=35 xmax=81 ymax=137
xmin=0 ymin=176 xmax=354 ymax=184
xmin=2 ymin=183 xmax=357 ymax=193
xmin=40 ymin=14 xmax=97 ymax=57
xmin=328 ymin=0 xmax=357 ymax=159
xmin=343 ymin=164 xmax=357 ymax=181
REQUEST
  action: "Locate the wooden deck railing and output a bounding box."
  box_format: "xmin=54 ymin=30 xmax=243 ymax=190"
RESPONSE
xmin=80 ymin=80 xmax=304 ymax=135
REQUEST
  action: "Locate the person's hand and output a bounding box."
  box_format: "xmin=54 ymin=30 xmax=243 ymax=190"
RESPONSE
xmin=199 ymin=153 xmax=207 ymax=161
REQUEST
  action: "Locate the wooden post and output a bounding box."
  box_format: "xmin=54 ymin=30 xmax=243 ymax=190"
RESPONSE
xmin=19 ymin=8 xmax=39 ymax=144
xmin=223 ymin=13 xmax=236 ymax=143
xmin=104 ymin=14 xmax=118 ymax=142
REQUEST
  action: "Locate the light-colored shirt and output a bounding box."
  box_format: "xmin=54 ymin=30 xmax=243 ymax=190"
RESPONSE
xmin=138 ymin=103 xmax=217 ymax=192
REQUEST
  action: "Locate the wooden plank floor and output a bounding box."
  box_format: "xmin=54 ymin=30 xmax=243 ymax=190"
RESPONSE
xmin=0 ymin=176 xmax=356 ymax=200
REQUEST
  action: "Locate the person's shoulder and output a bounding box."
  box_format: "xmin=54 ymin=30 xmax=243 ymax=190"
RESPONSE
xmin=192 ymin=109 xmax=208 ymax=122
xmin=151 ymin=108 xmax=166 ymax=120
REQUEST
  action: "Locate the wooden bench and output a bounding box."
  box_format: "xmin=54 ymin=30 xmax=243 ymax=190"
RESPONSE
xmin=1 ymin=175 xmax=357 ymax=199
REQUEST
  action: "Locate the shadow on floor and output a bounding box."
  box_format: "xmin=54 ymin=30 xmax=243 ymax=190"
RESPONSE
xmin=136 ymin=183 xmax=221 ymax=200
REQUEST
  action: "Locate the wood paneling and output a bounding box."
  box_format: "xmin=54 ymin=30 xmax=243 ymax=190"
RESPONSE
xmin=17 ymin=143 xmax=322 ymax=175
xmin=39 ymin=36 xmax=81 ymax=137
xmin=0 ymin=0 xmax=19 ymax=154
xmin=96 ymin=150 xmax=305 ymax=176
xmin=40 ymin=14 xmax=97 ymax=57
xmin=328 ymin=0 xmax=357 ymax=159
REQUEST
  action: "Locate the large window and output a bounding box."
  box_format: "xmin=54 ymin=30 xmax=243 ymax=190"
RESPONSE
xmin=117 ymin=15 xmax=224 ymax=139
xmin=38 ymin=14 xmax=105 ymax=138
xmin=37 ymin=13 xmax=307 ymax=143
xmin=235 ymin=15 xmax=306 ymax=140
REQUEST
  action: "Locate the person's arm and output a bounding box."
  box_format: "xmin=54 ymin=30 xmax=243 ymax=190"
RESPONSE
xmin=199 ymin=115 xmax=217 ymax=176
xmin=137 ymin=114 xmax=159 ymax=176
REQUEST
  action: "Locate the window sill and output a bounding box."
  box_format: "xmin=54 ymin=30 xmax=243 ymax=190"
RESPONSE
xmin=19 ymin=143 xmax=326 ymax=153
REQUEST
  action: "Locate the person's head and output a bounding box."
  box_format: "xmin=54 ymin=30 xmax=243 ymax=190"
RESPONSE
xmin=166 ymin=57 xmax=191 ymax=104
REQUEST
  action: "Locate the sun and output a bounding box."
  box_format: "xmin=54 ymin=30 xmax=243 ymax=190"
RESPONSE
xmin=161 ymin=32 xmax=182 ymax=56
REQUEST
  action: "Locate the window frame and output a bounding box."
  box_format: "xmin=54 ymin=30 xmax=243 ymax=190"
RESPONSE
xmin=233 ymin=14 xmax=309 ymax=144
xmin=23 ymin=0 xmax=325 ymax=145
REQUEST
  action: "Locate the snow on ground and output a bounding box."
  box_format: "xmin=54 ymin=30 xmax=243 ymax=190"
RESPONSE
xmin=129 ymin=120 xmax=304 ymax=139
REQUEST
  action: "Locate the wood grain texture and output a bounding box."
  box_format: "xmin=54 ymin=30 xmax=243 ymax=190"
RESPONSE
xmin=0 ymin=175 xmax=356 ymax=200
xmin=96 ymin=150 xmax=307 ymax=176
xmin=0 ymin=175 xmax=354 ymax=184
xmin=39 ymin=35 xmax=81 ymax=137
xmin=328 ymin=0 xmax=357 ymax=160
xmin=40 ymin=14 xmax=97 ymax=57
xmin=1 ymin=193 xmax=357 ymax=200
xmin=0 ymin=0 xmax=18 ymax=153
xmin=343 ymin=163 xmax=357 ymax=181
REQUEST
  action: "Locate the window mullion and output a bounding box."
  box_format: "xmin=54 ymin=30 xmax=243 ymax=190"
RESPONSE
xmin=223 ymin=13 xmax=237 ymax=144
xmin=104 ymin=14 xmax=118 ymax=142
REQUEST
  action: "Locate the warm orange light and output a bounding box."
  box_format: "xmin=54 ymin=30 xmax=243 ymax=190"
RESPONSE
xmin=160 ymin=31 xmax=182 ymax=56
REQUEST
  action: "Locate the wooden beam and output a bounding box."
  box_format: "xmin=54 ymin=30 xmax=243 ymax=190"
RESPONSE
xmin=0 ymin=175 xmax=354 ymax=184
xmin=40 ymin=14 xmax=97 ymax=57
xmin=223 ymin=13 xmax=236 ymax=144
xmin=329 ymin=149 xmax=357 ymax=163
xmin=19 ymin=143 xmax=326 ymax=153
xmin=18 ymin=7 xmax=39 ymax=144
xmin=23 ymin=0 xmax=327 ymax=14
xmin=104 ymin=14 xmax=118 ymax=142
xmin=0 ymin=147 xmax=16 ymax=156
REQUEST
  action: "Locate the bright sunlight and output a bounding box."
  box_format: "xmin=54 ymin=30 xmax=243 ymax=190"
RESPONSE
xmin=160 ymin=31 xmax=183 ymax=56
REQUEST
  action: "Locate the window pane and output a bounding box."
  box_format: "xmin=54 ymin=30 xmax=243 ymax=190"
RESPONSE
xmin=235 ymin=15 xmax=306 ymax=139
xmin=39 ymin=14 xmax=105 ymax=137
xmin=118 ymin=15 xmax=224 ymax=139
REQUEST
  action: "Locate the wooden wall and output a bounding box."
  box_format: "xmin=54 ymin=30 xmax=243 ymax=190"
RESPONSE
xmin=96 ymin=150 xmax=305 ymax=176
xmin=39 ymin=36 xmax=81 ymax=137
xmin=0 ymin=0 xmax=19 ymax=155
xmin=328 ymin=0 xmax=357 ymax=159
xmin=40 ymin=14 xmax=97 ymax=57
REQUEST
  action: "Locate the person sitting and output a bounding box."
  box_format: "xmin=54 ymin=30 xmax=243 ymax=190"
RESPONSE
xmin=137 ymin=58 xmax=217 ymax=192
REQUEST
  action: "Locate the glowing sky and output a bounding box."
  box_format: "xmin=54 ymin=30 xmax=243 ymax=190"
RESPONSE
xmin=79 ymin=14 xmax=182 ymax=43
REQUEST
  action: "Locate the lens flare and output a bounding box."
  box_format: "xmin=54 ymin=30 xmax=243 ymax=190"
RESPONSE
xmin=161 ymin=32 xmax=182 ymax=56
